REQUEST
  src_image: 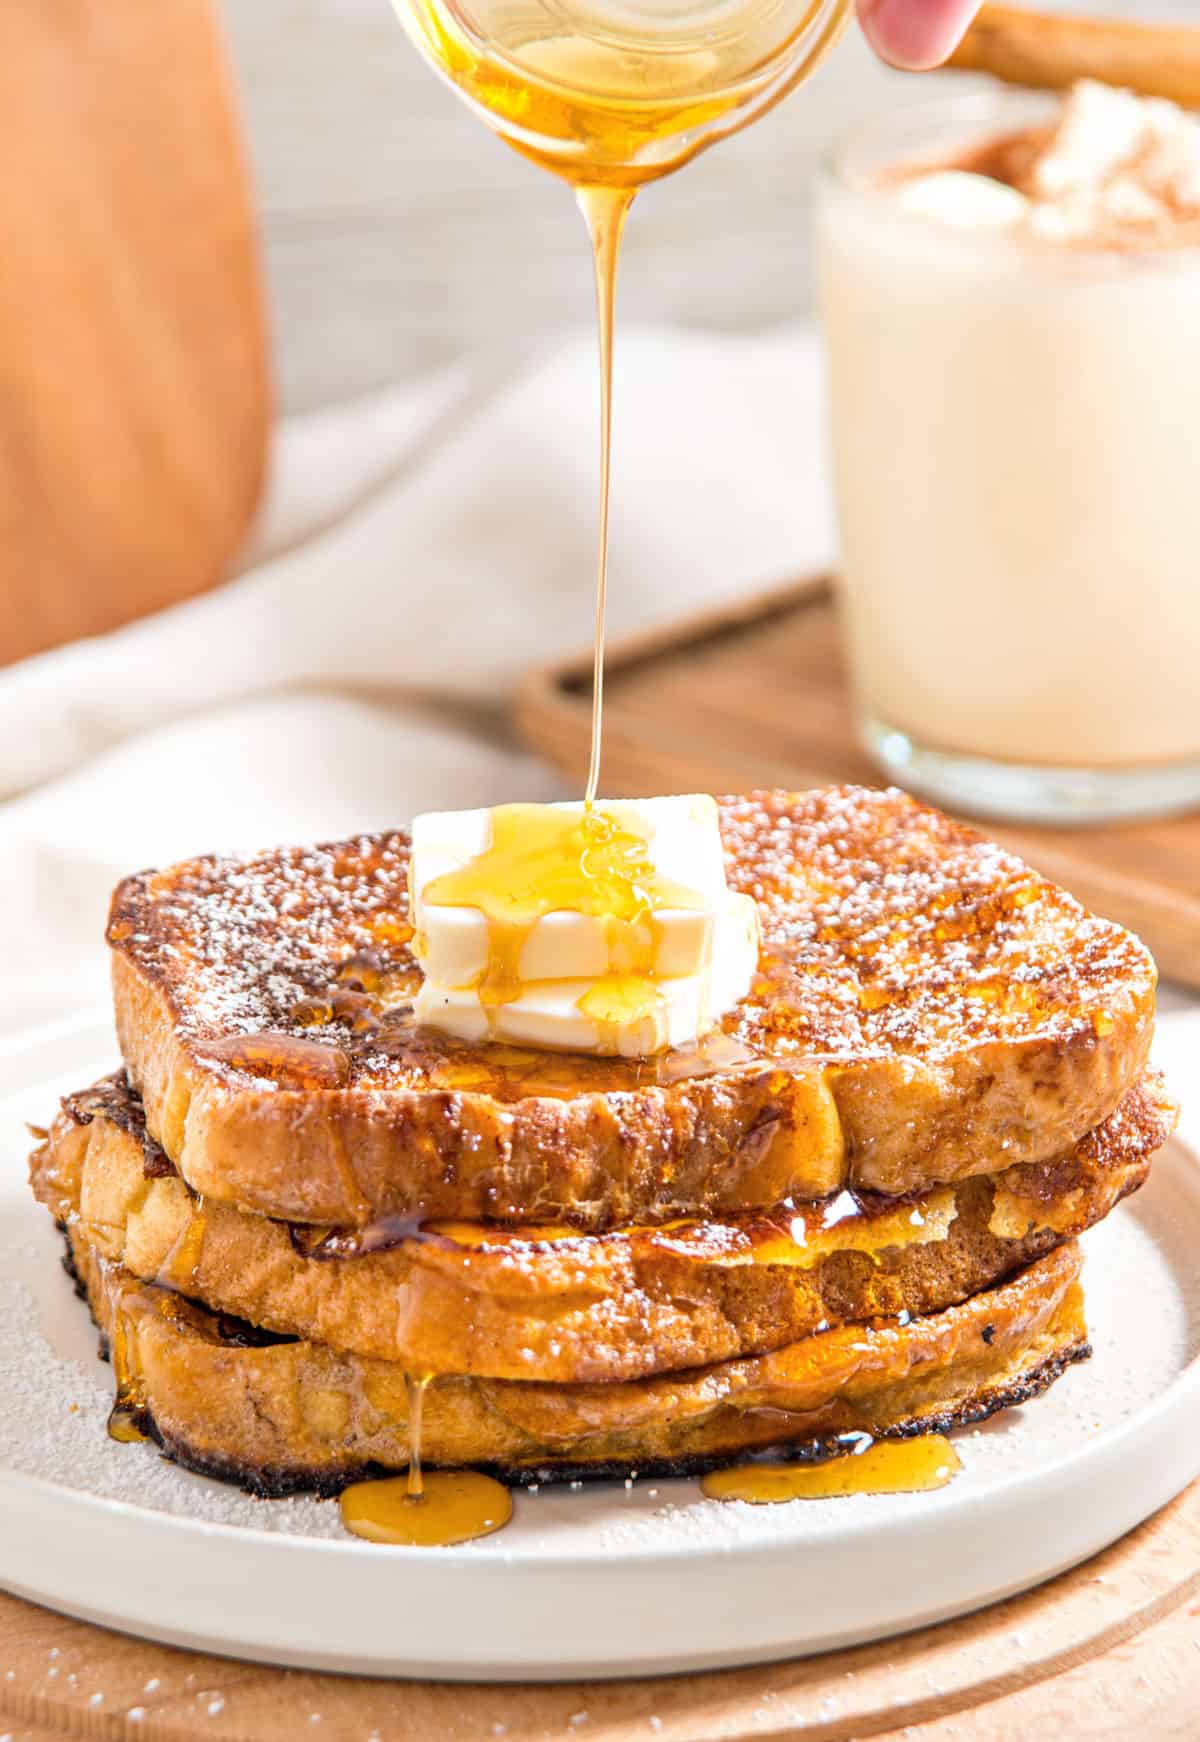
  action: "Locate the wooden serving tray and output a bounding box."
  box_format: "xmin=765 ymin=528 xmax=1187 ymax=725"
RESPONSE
xmin=516 ymin=575 xmax=1200 ymax=989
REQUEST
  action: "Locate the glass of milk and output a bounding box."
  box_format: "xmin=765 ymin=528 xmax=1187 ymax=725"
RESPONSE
xmin=816 ymin=86 xmax=1200 ymax=824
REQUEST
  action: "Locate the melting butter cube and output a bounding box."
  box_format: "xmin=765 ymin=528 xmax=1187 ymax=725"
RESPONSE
xmin=409 ymin=797 xmax=759 ymax=1056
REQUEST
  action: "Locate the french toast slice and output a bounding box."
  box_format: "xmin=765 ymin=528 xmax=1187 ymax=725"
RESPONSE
xmin=33 ymin=1071 xmax=1170 ymax=1383
xmin=68 ymin=1228 xmax=1088 ymax=1491
xmin=108 ymin=787 xmax=1156 ymax=1230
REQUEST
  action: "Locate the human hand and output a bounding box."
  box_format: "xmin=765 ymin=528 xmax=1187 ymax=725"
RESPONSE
xmin=858 ymin=0 xmax=983 ymax=70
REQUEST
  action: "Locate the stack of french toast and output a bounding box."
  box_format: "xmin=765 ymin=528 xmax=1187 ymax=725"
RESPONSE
xmin=29 ymin=787 xmax=1174 ymax=1493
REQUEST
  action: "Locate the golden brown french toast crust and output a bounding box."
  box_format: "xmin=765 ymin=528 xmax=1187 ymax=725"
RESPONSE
xmin=33 ymin=1070 xmax=1169 ymax=1383
xmin=67 ymin=1228 xmax=1089 ymax=1493
xmin=104 ymin=1340 xmax=1092 ymax=1499
xmin=108 ymin=787 xmax=1157 ymax=1228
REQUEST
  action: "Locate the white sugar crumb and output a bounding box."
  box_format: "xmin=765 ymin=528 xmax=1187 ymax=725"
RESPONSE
xmin=128 ymin=1709 xmax=146 ymax=1723
xmin=207 ymin=1695 xmax=226 ymax=1715
xmin=88 ymin=1691 xmax=105 ymax=1705
xmin=144 ymin=1677 xmax=161 ymax=1692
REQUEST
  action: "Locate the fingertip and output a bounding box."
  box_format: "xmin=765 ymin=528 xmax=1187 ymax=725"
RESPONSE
xmin=858 ymin=0 xmax=981 ymax=71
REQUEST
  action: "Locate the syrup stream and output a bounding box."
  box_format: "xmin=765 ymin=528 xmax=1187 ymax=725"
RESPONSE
xmin=578 ymin=182 xmax=635 ymax=808
xmin=406 ymin=1371 xmax=431 ymax=1500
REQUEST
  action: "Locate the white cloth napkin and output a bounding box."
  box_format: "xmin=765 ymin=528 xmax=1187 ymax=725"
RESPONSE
xmin=0 ymin=325 xmax=835 ymax=1035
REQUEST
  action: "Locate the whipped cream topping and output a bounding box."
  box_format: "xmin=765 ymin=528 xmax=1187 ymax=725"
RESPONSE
xmin=895 ymin=81 xmax=1200 ymax=249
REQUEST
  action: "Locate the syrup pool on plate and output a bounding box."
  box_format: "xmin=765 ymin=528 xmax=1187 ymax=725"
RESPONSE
xmin=701 ymin=1434 xmax=963 ymax=1503
xmin=339 ymin=1375 xmax=513 ymax=1547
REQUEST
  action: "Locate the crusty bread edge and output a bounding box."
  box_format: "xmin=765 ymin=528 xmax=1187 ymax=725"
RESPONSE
xmin=112 ymin=942 xmax=1157 ymax=1228
xmin=34 ymin=1075 xmax=1164 ymax=1380
xmin=69 ymin=1226 xmax=1088 ymax=1491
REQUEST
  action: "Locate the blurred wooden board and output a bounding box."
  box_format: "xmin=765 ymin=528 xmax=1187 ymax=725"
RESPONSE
xmin=516 ymin=575 xmax=1200 ymax=988
xmin=1 ymin=1483 xmax=1198 ymax=1739
xmin=0 ymin=0 xmax=270 ymax=667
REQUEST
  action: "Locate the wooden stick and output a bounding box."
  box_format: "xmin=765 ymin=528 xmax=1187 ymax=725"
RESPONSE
xmin=947 ymin=5 xmax=1200 ymax=109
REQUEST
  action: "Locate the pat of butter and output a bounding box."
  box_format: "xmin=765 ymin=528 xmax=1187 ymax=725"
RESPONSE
xmin=417 ymin=902 xmax=723 ymax=988
xmin=414 ymin=908 xmax=757 ymax=1058
xmin=411 ymin=795 xmax=729 ymax=984
xmin=410 ymin=796 xmax=759 ymax=1057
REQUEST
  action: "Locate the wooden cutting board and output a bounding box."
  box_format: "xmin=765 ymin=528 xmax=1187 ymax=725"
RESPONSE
xmin=0 ymin=0 xmax=270 ymax=668
xmin=516 ymin=575 xmax=1200 ymax=988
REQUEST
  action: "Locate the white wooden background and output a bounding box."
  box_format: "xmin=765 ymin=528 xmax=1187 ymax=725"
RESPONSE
xmin=216 ymin=0 xmax=1190 ymax=411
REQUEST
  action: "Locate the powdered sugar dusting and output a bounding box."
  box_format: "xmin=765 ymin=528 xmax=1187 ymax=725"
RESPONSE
xmin=107 ymin=787 xmax=1154 ymax=1098
xmin=0 ymin=1270 xmax=348 ymax=1540
xmin=110 ymin=833 xmax=412 ymax=1044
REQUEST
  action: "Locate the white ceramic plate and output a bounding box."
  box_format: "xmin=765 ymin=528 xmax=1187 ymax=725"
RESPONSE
xmin=1 ymin=1009 xmax=1198 ymax=1682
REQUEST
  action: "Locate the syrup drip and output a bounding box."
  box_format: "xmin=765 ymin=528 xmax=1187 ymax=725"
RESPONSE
xmin=157 ymin=1198 xmax=207 ymax=1291
xmin=576 ymin=971 xmax=665 ymax=1055
xmin=105 ymin=1282 xmax=149 ymax=1446
xmin=328 ymin=1124 xmax=371 ymax=1226
xmin=198 ymin=1032 xmax=351 ymax=1090
xmin=700 ymin=1434 xmax=962 ymax=1504
xmin=291 ymin=1172 xmax=953 ymax=1263
xmin=339 ymin=1372 xmax=513 ymax=1547
xmin=107 ymin=1408 xmax=148 ymax=1445
xmin=405 ymin=1371 xmax=432 ymax=1500
xmin=102 ymin=1268 xmax=203 ymax=1449
xmin=291 ymin=987 xmax=382 ymax=1036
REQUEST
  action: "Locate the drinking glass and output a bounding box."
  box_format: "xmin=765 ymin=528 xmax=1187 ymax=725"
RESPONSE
xmin=817 ymin=90 xmax=1200 ymax=824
